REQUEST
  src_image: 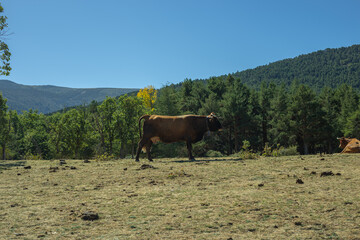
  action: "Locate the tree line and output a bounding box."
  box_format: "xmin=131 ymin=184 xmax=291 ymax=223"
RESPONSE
xmin=1 ymin=76 xmax=360 ymax=160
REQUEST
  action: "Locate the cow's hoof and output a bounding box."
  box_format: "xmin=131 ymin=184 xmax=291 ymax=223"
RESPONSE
xmin=190 ymin=158 xmax=196 ymax=161
xmin=148 ymin=159 xmax=153 ymax=162
xmin=135 ymin=159 xmax=140 ymax=162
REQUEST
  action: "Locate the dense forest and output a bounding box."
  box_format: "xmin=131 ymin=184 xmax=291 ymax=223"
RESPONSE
xmin=231 ymin=44 xmax=360 ymax=90
xmin=1 ymin=75 xmax=360 ymax=160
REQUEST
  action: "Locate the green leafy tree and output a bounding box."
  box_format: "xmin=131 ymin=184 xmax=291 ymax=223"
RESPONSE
xmin=117 ymin=95 xmax=145 ymax=158
xmin=18 ymin=110 xmax=52 ymax=159
xmin=60 ymin=109 xmax=88 ymax=158
xmin=48 ymin=112 xmax=65 ymax=158
xmin=344 ymin=109 xmax=360 ymax=138
xmin=0 ymin=3 xmax=11 ymax=75
xmin=97 ymin=97 xmax=117 ymax=154
xmin=335 ymin=84 xmax=359 ymax=133
xmin=207 ymin=76 xmax=226 ymax=100
xmin=179 ymin=79 xmax=200 ymax=114
xmin=0 ymin=93 xmax=9 ymax=159
xmin=155 ymin=84 xmax=180 ymax=116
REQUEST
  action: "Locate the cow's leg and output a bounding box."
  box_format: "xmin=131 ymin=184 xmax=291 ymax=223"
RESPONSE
xmin=186 ymin=140 xmax=195 ymax=161
xmin=135 ymin=138 xmax=148 ymax=162
xmin=146 ymin=142 xmax=153 ymax=162
xmin=340 ymin=147 xmax=346 ymax=153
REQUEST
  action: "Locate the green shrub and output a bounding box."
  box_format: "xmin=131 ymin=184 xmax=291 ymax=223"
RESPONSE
xmin=23 ymin=152 xmax=43 ymax=160
xmin=278 ymin=146 xmax=299 ymax=156
xmin=95 ymin=153 xmax=115 ymax=161
xmin=205 ymin=150 xmax=223 ymax=158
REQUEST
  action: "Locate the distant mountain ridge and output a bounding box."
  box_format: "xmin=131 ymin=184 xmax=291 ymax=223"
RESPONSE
xmin=0 ymin=80 xmax=139 ymax=113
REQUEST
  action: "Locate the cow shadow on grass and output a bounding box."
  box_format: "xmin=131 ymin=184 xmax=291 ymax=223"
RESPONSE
xmin=171 ymin=158 xmax=243 ymax=163
xmin=0 ymin=161 xmax=26 ymax=171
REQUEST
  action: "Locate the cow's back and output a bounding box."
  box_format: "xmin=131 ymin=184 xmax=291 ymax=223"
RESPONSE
xmin=144 ymin=115 xmax=206 ymax=143
xmin=342 ymin=138 xmax=360 ymax=153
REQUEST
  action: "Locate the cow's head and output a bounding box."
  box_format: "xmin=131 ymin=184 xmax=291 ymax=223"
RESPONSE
xmin=337 ymin=137 xmax=352 ymax=149
xmin=207 ymin=112 xmax=222 ymax=131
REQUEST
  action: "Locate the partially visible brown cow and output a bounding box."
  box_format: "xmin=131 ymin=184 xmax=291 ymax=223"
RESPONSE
xmin=337 ymin=137 xmax=360 ymax=153
xmin=135 ymin=113 xmax=222 ymax=161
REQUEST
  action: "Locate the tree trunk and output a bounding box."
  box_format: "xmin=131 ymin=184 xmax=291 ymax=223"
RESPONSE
xmin=2 ymin=144 xmax=5 ymax=160
xmin=234 ymin=117 xmax=239 ymax=152
xmin=262 ymin=119 xmax=268 ymax=147
xmin=228 ymin=127 xmax=232 ymax=155
xmin=131 ymin=138 xmax=135 ymax=159
xmin=304 ymin=142 xmax=309 ymax=155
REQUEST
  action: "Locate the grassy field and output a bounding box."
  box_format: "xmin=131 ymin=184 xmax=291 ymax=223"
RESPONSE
xmin=1 ymin=154 xmax=360 ymax=239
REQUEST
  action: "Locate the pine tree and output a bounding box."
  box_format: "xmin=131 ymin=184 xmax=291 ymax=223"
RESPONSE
xmin=288 ymin=85 xmax=326 ymax=154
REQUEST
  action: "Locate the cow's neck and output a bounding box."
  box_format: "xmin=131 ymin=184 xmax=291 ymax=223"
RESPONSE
xmin=206 ymin=117 xmax=210 ymax=131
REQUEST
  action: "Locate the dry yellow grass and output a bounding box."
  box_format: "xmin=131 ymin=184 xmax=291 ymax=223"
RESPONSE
xmin=1 ymin=154 xmax=360 ymax=239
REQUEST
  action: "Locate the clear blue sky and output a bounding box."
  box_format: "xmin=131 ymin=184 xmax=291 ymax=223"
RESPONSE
xmin=2 ymin=0 xmax=360 ymax=89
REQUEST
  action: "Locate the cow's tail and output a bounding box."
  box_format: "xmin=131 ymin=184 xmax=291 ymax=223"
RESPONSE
xmin=138 ymin=115 xmax=150 ymax=139
xmin=138 ymin=115 xmax=150 ymax=153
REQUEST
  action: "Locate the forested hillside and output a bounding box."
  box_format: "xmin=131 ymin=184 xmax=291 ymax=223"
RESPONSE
xmin=231 ymin=44 xmax=360 ymax=90
xmin=0 ymin=45 xmax=360 ymax=160
xmin=0 ymin=80 xmax=139 ymax=113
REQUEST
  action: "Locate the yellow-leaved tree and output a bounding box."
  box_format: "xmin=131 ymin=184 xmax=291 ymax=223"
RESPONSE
xmin=137 ymin=85 xmax=157 ymax=113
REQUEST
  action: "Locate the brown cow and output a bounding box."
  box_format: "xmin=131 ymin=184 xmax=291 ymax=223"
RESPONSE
xmin=135 ymin=113 xmax=222 ymax=161
xmin=337 ymin=137 xmax=360 ymax=153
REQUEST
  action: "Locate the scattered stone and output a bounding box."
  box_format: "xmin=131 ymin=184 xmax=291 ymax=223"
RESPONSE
xmin=274 ymin=225 xmax=278 ymax=228
xmin=344 ymin=201 xmax=353 ymax=205
xmin=304 ymin=167 xmax=309 ymax=170
xmin=149 ymin=180 xmax=157 ymax=185
xmin=128 ymin=194 xmax=138 ymax=198
xmin=138 ymin=164 xmax=157 ymax=170
xmin=49 ymin=167 xmax=59 ymax=172
xmin=17 ymin=173 xmax=21 ymax=176
xmin=59 ymin=160 xmax=67 ymax=165
xmin=296 ymin=179 xmax=304 ymax=184
xmin=123 ymin=168 xmax=127 ymax=171
xmin=248 ymin=228 xmax=256 ymax=232
xmin=320 ymin=158 xmax=325 ymax=161
xmin=83 ymin=159 xmax=90 ymax=163
xmin=294 ymin=221 xmax=302 ymax=226
xmin=24 ymin=166 xmax=31 ymax=169
xmin=325 ymin=208 xmax=336 ymax=212
xmin=70 ymin=166 xmax=77 ymax=170
xmin=258 ymin=183 xmax=264 ymax=187
xmin=336 ymin=173 xmax=342 ymax=176
xmin=320 ymin=171 xmax=334 ymax=177
xmin=311 ymin=171 xmax=317 ymax=175
xmin=10 ymin=203 xmax=19 ymax=207
xmin=81 ymin=212 xmax=99 ymax=221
